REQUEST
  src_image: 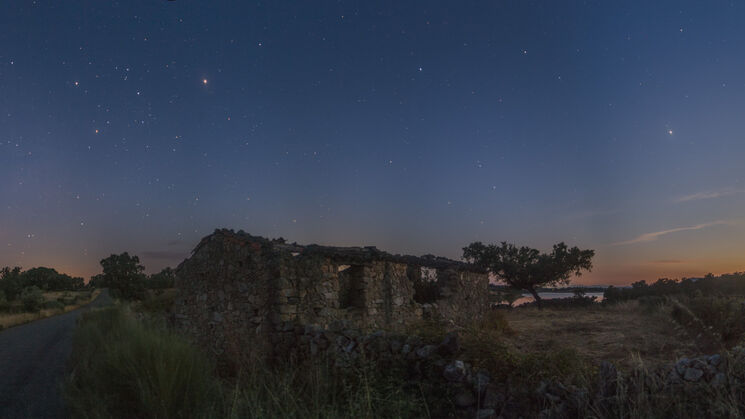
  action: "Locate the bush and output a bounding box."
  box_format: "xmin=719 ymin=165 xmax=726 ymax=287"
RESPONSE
xmin=0 ymin=291 xmax=9 ymax=312
xmin=20 ymin=286 xmax=44 ymax=312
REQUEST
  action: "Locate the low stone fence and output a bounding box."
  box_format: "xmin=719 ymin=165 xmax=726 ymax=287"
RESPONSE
xmin=537 ymin=347 xmax=745 ymax=418
xmin=272 ymin=322 xmax=504 ymax=418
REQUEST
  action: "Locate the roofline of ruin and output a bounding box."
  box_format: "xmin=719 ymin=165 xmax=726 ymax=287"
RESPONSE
xmin=193 ymin=228 xmax=486 ymax=273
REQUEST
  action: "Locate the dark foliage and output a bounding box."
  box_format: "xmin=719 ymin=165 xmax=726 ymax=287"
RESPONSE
xmin=0 ymin=266 xmax=85 ymax=303
xmin=20 ymin=286 xmax=44 ymax=312
xmin=100 ymin=253 xmax=147 ymax=300
xmin=603 ymin=272 xmax=745 ymax=303
xmin=20 ymin=267 xmax=85 ymax=291
xmin=464 ymin=241 xmax=594 ymax=308
xmin=0 ymin=267 xmax=23 ymax=301
xmin=518 ymin=294 xmax=598 ymax=309
xmin=146 ymin=267 xmax=175 ymax=290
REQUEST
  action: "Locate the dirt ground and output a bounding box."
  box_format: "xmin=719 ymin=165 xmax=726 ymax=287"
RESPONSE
xmin=500 ymin=300 xmax=707 ymax=369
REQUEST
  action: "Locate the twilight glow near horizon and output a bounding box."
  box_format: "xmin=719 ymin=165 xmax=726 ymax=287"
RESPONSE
xmin=2 ymin=1 xmax=744 ymax=285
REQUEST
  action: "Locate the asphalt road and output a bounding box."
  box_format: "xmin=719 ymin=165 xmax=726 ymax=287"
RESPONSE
xmin=0 ymin=289 xmax=112 ymax=419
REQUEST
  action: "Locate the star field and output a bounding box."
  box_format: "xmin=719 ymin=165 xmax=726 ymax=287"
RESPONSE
xmin=1 ymin=1 xmax=745 ymax=284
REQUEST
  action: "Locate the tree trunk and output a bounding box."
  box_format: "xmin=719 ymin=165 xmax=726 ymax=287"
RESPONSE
xmin=528 ymin=287 xmax=542 ymax=309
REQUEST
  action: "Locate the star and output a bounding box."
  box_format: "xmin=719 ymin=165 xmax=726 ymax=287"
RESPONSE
xmin=667 ymin=129 xmax=673 ymax=136
xmin=202 ymin=78 xmax=208 ymax=85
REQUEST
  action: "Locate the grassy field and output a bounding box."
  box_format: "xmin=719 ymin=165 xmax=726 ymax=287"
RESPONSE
xmin=64 ymin=293 xmax=745 ymax=418
xmin=501 ymin=300 xmax=704 ymax=369
xmin=0 ymin=289 xmax=101 ymax=329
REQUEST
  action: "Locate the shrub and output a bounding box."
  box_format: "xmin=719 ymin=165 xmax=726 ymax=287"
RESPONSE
xmin=20 ymin=286 xmax=44 ymax=312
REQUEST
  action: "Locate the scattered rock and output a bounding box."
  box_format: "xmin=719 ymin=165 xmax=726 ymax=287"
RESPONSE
xmin=712 ymin=372 xmax=727 ymax=387
xmin=443 ymin=360 xmax=467 ymax=382
xmin=675 ymin=358 xmax=690 ymax=376
xmin=708 ymin=354 xmax=722 ymax=367
xmin=683 ymin=367 xmax=704 ymax=382
xmin=416 ymin=345 xmax=437 ymax=359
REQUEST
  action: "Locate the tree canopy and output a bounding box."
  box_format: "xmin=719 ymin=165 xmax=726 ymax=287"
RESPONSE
xmin=100 ymin=253 xmax=147 ymax=300
xmin=463 ymin=241 xmax=594 ymax=308
xmin=97 ymin=253 xmax=176 ymax=300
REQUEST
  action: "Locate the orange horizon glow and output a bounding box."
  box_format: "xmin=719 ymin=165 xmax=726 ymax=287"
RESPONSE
xmin=5 ymin=248 xmax=743 ymax=288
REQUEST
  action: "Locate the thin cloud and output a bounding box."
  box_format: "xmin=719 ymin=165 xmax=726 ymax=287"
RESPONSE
xmin=675 ymin=188 xmax=745 ymax=203
xmin=611 ymin=221 xmax=727 ymax=246
xmin=567 ymin=208 xmax=621 ymax=220
xmin=648 ymin=259 xmax=685 ymax=264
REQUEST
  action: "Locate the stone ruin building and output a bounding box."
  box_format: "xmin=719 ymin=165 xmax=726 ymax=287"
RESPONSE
xmin=172 ymin=229 xmax=489 ymax=363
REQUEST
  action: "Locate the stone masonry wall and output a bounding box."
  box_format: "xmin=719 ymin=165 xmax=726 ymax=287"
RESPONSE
xmin=172 ymin=229 xmax=489 ymax=364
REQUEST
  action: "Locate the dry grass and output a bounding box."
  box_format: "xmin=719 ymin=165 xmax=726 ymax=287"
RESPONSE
xmin=0 ymin=289 xmax=101 ymax=329
xmin=500 ymin=300 xmax=702 ymax=369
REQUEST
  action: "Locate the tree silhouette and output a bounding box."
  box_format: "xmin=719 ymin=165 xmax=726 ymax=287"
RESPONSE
xmin=463 ymin=241 xmax=594 ymax=308
xmin=100 ymin=253 xmax=146 ymax=300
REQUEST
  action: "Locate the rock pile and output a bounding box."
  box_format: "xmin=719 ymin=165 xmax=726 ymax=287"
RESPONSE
xmin=667 ymin=354 xmax=727 ymax=385
xmin=537 ymin=348 xmax=745 ymax=418
xmin=281 ymin=323 xmax=504 ymax=418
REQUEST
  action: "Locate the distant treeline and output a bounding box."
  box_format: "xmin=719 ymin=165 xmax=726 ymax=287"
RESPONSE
xmin=0 ymin=266 xmax=85 ymax=301
xmin=1 ymin=256 xmax=176 ymax=304
xmin=536 ymin=286 xmax=607 ymax=293
xmin=604 ymin=272 xmax=745 ymax=303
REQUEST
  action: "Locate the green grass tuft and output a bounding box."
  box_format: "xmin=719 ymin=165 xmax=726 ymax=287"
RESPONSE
xmin=65 ymin=306 xmax=222 ymax=418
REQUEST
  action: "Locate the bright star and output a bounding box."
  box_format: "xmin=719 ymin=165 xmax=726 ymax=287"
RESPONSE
xmin=202 ymin=79 xmax=208 ymax=85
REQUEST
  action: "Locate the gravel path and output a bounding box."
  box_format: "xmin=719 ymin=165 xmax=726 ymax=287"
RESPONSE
xmin=0 ymin=290 xmax=112 ymax=418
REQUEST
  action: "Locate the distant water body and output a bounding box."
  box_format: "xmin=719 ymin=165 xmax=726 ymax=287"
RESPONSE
xmin=513 ymin=292 xmax=605 ymax=306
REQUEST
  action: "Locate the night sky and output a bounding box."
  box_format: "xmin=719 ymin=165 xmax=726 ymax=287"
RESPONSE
xmin=2 ymin=1 xmax=744 ymax=285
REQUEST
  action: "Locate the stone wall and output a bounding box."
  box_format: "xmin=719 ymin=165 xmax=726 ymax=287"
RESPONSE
xmin=278 ymin=324 xmax=504 ymax=418
xmin=172 ymin=229 xmax=489 ymax=364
